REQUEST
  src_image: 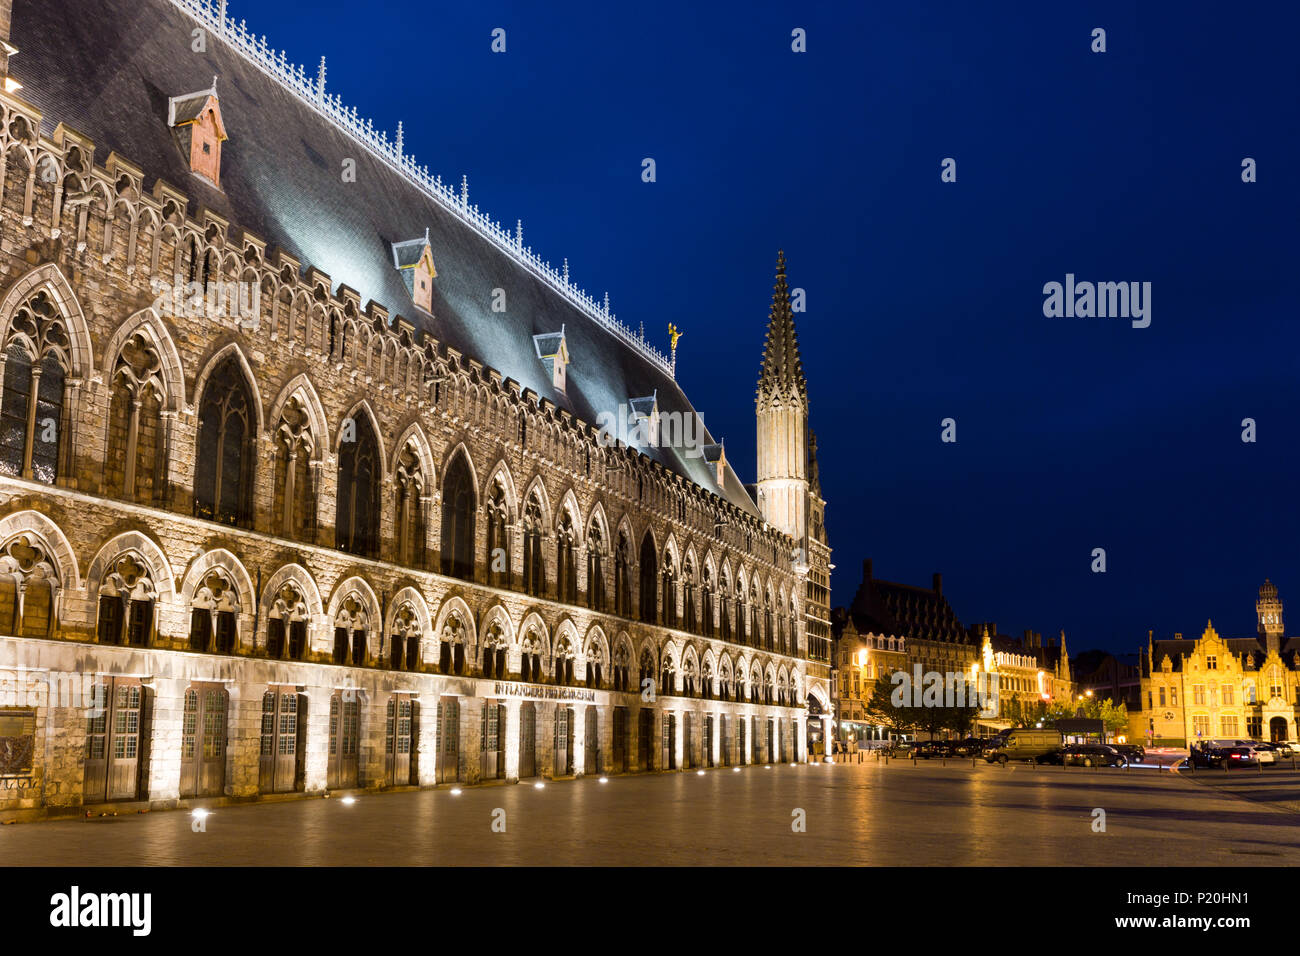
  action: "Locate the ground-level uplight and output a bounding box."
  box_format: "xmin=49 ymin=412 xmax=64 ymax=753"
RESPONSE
xmin=450 ymin=788 xmax=462 ymax=795
xmin=190 ymin=808 xmax=209 ymax=821
xmin=697 ymin=770 xmax=705 ymax=776
xmin=340 ymin=796 xmax=357 ymax=806
xmin=598 ymin=777 xmax=608 ymax=784
xmin=534 ymin=782 xmax=545 ymax=790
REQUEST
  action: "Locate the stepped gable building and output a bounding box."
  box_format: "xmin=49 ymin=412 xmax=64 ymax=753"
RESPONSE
xmin=0 ymin=0 xmax=832 ymax=817
xmin=1132 ymin=580 xmax=1300 ymax=747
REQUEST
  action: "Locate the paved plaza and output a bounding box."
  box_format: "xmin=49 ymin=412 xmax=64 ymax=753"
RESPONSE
xmin=4 ymin=758 xmax=1298 ymax=866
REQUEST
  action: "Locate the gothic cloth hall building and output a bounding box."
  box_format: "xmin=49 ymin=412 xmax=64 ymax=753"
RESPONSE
xmin=0 ymin=0 xmax=832 ymax=816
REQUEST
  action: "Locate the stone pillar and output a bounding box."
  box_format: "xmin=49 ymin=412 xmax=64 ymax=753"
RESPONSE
xmin=144 ymin=676 xmax=185 ymax=804
xmin=416 ymin=688 xmax=439 ymax=786
xmin=225 ymin=681 xmax=261 ymax=798
xmin=301 ymin=684 xmax=332 ymax=792
xmin=821 ymin=715 xmax=832 ymax=761
xmin=503 ymin=697 xmax=521 ymax=781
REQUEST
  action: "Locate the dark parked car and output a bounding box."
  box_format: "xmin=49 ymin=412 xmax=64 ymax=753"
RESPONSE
xmin=1110 ymin=743 xmax=1145 ymax=763
xmin=1190 ymin=745 xmax=1257 ymax=769
xmin=912 ymin=740 xmax=954 ymax=759
xmin=1061 ymin=744 xmax=1127 ymax=767
xmin=950 ymin=739 xmax=983 ymax=757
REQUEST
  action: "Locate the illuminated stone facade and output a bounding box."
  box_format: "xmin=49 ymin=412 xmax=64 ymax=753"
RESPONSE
xmin=0 ymin=0 xmax=830 ymax=818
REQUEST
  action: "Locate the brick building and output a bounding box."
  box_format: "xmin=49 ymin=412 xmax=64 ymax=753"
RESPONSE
xmin=0 ymin=0 xmax=832 ymax=818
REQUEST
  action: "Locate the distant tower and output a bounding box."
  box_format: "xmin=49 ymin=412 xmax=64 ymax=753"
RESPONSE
xmin=755 ymin=251 xmax=832 ymax=670
xmin=1257 ymin=579 xmax=1283 ymax=655
xmin=755 ymin=250 xmax=809 ymax=544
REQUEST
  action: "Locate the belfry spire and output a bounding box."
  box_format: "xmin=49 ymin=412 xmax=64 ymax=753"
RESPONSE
xmin=757 ymin=250 xmax=807 ymax=402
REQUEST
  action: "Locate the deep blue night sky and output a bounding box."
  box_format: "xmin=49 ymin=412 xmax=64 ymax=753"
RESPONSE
xmin=243 ymin=0 xmax=1298 ymax=654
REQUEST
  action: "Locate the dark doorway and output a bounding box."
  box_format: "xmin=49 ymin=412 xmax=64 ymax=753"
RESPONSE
xmin=613 ymin=706 xmax=629 ymax=772
xmin=519 ymin=702 xmax=537 ymax=778
xmin=554 ymin=705 xmax=574 ymax=776
xmin=481 ymin=700 xmax=505 ymax=780
xmin=83 ymin=678 xmax=148 ymax=804
xmin=258 ymin=689 xmax=305 ymax=794
xmin=180 ymin=683 xmax=227 ymax=798
xmin=385 ymin=693 xmax=417 ymax=786
xmin=584 ymin=705 xmax=599 ymax=774
xmin=638 ymin=708 xmax=654 ymax=771
xmin=437 ymin=696 xmax=460 ymax=783
xmin=327 ymin=692 xmax=361 ymax=789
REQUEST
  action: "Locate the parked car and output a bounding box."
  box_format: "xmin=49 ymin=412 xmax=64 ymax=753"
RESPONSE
xmin=1247 ymin=743 xmax=1277 ymax=764
xmin=1110 ymin=743 xmax=1145 ymax=763
xmin=1189 ymin=745 xmax=1256 ymax=769
xmin=1274 ymin=741 xmax=1300 ymax=758
xmin=884 ymin=740 xmax=915 ymax=758
xmin=913 ymin=740 xmax=954 ymax=759
xmin=950 ymin=738 xmax=983 ymax=757
xmin=1061 ymin=744 xmax=1127 ymax=767
xmin=985 ymin=729 xmax=1063 ymax=765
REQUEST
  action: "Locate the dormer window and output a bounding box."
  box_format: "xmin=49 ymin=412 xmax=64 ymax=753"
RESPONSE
xmin=628 ymin=390 xmax=659 ymax=447
xmin=392 ymin=229 xmax=437 ymax=314
xmin=702 ymin=441 xmax=727 ymax=484
xmin=533 ymin=326 xmax=569 ymax=391
xmin=168 ymin=78 xmax=228 ymax=188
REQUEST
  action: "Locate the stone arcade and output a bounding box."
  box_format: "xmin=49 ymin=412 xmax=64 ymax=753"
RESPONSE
xmin=0 ymin=0 xmax=833 ymax=817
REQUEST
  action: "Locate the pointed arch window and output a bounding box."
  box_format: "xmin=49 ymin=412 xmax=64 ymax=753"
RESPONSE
xmin=0 ymin=290 xmax=72 ymax=485
xmin=638 ymin=533 xmax=658 ymax=624
xmin=662 ymin=552 xmax=677 ymax=629
xmin=438 ymin=612 xmax=468 ymax=675
xmin=720 ymin=574 xmax=731 ymax=640
xmin=440 ymin=453 xmax=475 ymax=581
xmin=557 ymin=512 xmax=578 ymax=604
xmin=555 ymin=637 xmax=576 ymax=686
xmin=267 ymin=582 xmax=309 ymax=661
xmin=520 ymin=628 xmax=544 ymax=683
xmin=638 ymin=649 xmax=655 ymax=690
xmin=275 ymin=395 xmax=316 ymax=542
xmin=394 ymin=442 xmax=427 ymax=569
xmin=485 ymin=481 xmax=510 ymax=588
xmin=194 ymin=355 xmax=254 ymax=527
xmin=702 ymin=568 xmax=714 ymax=638
xmin=332 ymin=594 xmax=368 ymax=666
xmin=95 ymin=554 xmax=156 ymax=647
xmin=389 ymin=603 xmax=421 ymax=671
xmin=523 ymin=494 xmax=546 ymax=597
xmin=613 ymin=644 xmax=631 ymax=691
xmin=586 ymin=522 xmax=606 ymax=612
xmin=586 ymin=642 xmax=605 ymax=688
xmin=684 ymin=560 xmax=696 ymax=633
xmin=189 ymin=569 xmax=239 ymax=654
xmin=107 ymin=332 xmax=167 ymax=504
xmin=614 ymin=532 xmax=631 ymax=616
xmin=482 ymin=621 xmax=507 ymax=679
xmin=336 ymin=412 xmax=379 ymax=558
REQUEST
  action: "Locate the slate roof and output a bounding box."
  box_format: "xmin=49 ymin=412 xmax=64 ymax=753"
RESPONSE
xmin=1145 ymin=635 xmax=1300 ymax=674
xmin=13 ymin=0 xmax=762 ymax=517
xmin=834 ymin=562 xmax=970 ymax=645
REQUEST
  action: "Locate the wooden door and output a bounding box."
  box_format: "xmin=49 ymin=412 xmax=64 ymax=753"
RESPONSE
xmin=259 ymin=690 xmax=302 ymax=794
xmin=684 ymin=712 xmax=694 ymax=769
xmin=436 ymin=696 xmax=459 ymax=783
xmin=83 ymin=678 xmax=146 ymax=804
xmin=327 ymin=692 xmax=360 ymax=789
xmin=704 ymin=714 xmax=715 ymax=767
xmin=738 ymin=718 xmax=747 ymax=766
xmin=480 ymin=701 xmax=503 ymax=780
xmin=554 ymin=705 xmax=573 ymax=776
xmin=720 ymin=715 xmax=730 ymax=766
xmin=612 ymin=706 xmax=628 ymax=772
xmin=767 ymin=718 xmax=775 ymax=764
xmin=181 ymin=684 xmax=228 ymax=798
xmin=638 ymin=708 xmax=653 ymax=771
xmin=584 ymin=705 xmax=599 ymax=775
xmin=386 ymin=694 xmax=415 ymax=786
xmin=519 ymin=702 xmax=536 ymax=778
